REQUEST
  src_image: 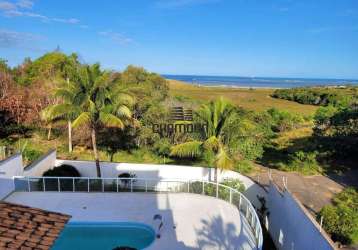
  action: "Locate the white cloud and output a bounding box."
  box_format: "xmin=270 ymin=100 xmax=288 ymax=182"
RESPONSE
xmin=16 ymin=0 xmax=33 ymax=9
xmin=0 ymin=1 xmax=17 ymax=11
xmin=0 ymin=1 xmax=86 ymax=27
xmin=52 ymin=17 xmax=80 ymax=24
xmin=0 ymin=28 xmax=43 ymax=48
xmin=98 ymin=31 xmax=133 ymax=45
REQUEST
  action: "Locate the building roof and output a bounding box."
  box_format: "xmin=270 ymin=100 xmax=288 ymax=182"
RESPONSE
xmin=0 ymin=201 xmax=70 ymax=250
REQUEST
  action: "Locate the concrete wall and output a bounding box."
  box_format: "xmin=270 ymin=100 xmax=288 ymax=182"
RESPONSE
xmin=23 ymin=150 xmax=56 ymax=177
xmin=0 ymin=153 xmax=23 ymax=199
xmin=55 ymin=159 xmax=267 ymax=207
xmin=0 ymin=153 xmax=23 ymax=177
xmin=266 ymin=183 xmax=335 ymax=250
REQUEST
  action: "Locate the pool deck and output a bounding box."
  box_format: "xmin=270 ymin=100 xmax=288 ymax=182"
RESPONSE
xmin=6 ymin=192 xmax=257 ymax=250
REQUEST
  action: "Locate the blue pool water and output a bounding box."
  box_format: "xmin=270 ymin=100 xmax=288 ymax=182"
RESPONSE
xmin=51 ymin=222 xmax=155 ymax=250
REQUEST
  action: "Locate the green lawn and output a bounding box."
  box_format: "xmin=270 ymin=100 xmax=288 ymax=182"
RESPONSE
xmin=169 ymin=80 xmax=318 ymax=116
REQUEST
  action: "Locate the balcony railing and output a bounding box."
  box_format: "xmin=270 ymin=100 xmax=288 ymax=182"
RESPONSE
xmin=13 ymin=176 xmax=263 ymax=249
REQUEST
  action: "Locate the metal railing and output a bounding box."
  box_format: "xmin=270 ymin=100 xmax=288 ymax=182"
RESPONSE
xmin=13 ymin=176 xmax=263 ymax=249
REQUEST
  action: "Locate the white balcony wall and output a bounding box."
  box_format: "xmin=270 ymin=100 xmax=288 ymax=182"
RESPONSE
xmin=0 ymin=153 xmax=23 ymax=199
xmin=55 ymin=159 xmax=266 ymax=207
xmin=23 ymin=150 xmax=56 ymax=177
xmin=266 ymin=183 xmax=335 ymax=250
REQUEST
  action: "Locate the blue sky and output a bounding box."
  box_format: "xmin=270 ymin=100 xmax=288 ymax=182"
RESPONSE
xmin=0 ymin=0 xmax=357 ymax=79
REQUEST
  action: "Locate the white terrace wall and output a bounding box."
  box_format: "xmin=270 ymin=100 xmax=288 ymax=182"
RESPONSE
xmin=266 ymin=183 xmax=335 ymax=250
xmin=0 ymin=153 xmax=23 ymax=199
xmin=23 ymin=150 xmax=56 ymax=177
xmin=55 ymin=159 xmax=267 ymax=207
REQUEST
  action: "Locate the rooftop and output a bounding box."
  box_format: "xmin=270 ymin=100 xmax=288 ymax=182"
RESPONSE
xmin=0 ymin=201 xmax=70 ymax=250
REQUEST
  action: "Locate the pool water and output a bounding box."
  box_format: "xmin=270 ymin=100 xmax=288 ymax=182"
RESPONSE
xmin=51 ymin=222 xmax=155 ymax=250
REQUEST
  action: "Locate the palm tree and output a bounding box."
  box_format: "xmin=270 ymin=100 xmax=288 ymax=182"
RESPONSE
xmin=41 ymin=53 xmax=80 ymax=151
xmin=71 ymin=64 xmax=135 ymax=177
xmin=41 ymin=78 xmax=80 ymax=152
xmin=170 ymin=97 xmax=235 ymax=182
xmin=43 ymin=64 xmax=135 ymax=177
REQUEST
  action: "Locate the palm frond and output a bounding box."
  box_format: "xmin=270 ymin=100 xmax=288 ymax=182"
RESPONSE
xmin=203 ymin=136 xmax=220 ymax=152
xmin=72 ymin=112 xmax=91 ymax=128
xmin=42 ymin=104 xmax=79 ymax=121
xmin=113 ymin=92 xmax=135 ymax=107
xmin=54 ymin=88 xmax=75 ymax=102
xmin=99 ymin=112 xmax=125 ymax=129
xmin=170 ymin=141 xmax=203 ymax=158
xmin=215 ymin=147 xmax=233 ymax=171
xmin=116 ymin=105 xmax=132 ymax=118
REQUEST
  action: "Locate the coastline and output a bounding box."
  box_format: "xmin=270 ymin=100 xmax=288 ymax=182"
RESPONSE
xmin=164 ymin=75 xmax=358 ymax=89
xmin=168 ymin=80 xmax=355 ymax=90
xmin=187 ymin=83 xmax=284 ymax=90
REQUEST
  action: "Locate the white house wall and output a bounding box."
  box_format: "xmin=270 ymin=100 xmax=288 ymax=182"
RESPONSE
xmin=266 ymin=183 xmax=335 ymax=250
xmin=0 ymin=153 xmax=23 ymax=199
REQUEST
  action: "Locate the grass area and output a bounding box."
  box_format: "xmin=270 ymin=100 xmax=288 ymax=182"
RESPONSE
xmin=168 ymin=80 xmax=318 ymax=115
xmin=258 ymin=124 xmax=323 ymax=175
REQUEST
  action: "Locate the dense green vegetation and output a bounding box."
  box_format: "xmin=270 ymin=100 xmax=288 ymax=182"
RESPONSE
xmin=272 ymin=86 xmax=358 ymax=107
xmin=0 ymin=51 xmax=306 ymax=175
xmin=318 ymin=188 xmax=358 ymax=245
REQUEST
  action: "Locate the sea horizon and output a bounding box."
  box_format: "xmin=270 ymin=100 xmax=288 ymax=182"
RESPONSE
xmin=163 ymin=74 xmax=358 ymax=88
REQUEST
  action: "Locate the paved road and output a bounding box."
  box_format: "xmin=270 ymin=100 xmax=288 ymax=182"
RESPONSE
xmin=249 ymin=165 xmax=349 ymax=214
xmin=249 ymin=165 xmax=358 ymax=250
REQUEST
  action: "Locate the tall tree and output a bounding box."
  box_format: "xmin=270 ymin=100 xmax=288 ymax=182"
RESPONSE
xmin=62 ymin=64 xmax=135 ymax=177
xmin=40 ymin=79 xmax=79 ymax=144
xmin=170 ymin=97 xmax=235 ymax=182
xmin=41 ymin=53 xmax=81 ymax=151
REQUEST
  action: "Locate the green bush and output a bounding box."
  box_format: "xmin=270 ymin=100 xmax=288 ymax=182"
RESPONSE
xmin=234 ymin=160 xmax=253 ymax=174
xmin=43 ymin=164 xmax=81 ymax=177
xmin=40 ymin=164 xmax=81 ymax=191
xmin=318 ymin=188 xmax=358 ymax=245
xmin=279 ymin=151 xmax=320 ymax=175
xmin=267 ymin=108 xmax=304 ymax=132
xmin=221 ymin=179 xmax=246 ymax=193
xmin=272 ymin=87 xmax=358 ymax=107
xmin=23 ymin=148 xmax=43 ymax=163
xmin=189 ymin=179 xmax=245 ymax=201
xmin=153 ymin=138 xmax=171 ymax=157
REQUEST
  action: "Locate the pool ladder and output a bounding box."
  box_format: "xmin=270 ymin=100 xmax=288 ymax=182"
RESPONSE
xmin=153 ymin=214 xmax=163 ymax=239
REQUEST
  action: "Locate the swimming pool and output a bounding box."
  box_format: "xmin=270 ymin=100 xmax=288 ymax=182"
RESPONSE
xmin=51 ymin=222 xmax=155 ymax=250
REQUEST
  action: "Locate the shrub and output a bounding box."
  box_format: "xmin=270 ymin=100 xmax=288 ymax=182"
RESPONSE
xmin=43 ymin=164 xmax=81 ymax=177
xmin=118 ymin=172 xmax=137 ymax=188
xmin=267 ymin=108 xmax=304 ymax=132
xmin=221 ymin=179 xmax=246 ymax=192
xmin=234 ymin=160 xmax=253 ymax=174
xmin=23 ymin=148 xmax=43 ymax=163
xmin=189 ymin=179 xmax=245 ymax=201
xmin=272 ymin=87 xmax=358 ymax=107
xmin=153 ymin=138 xmax=171 ymax=157
xmin=279 ymin=151 xmax=320 ymax=175
xmin=40 ymin=164 xmax=80 ymax=191
xmin=318 ymin=188 xmax=358 ymax=245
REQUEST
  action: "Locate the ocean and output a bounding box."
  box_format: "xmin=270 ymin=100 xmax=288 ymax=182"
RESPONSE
xmin=163 ymin=75 xmax=358 ymax=88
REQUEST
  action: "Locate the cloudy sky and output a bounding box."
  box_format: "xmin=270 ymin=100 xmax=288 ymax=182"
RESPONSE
xmin=0 ymin=0 xmax=358 ymax=79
